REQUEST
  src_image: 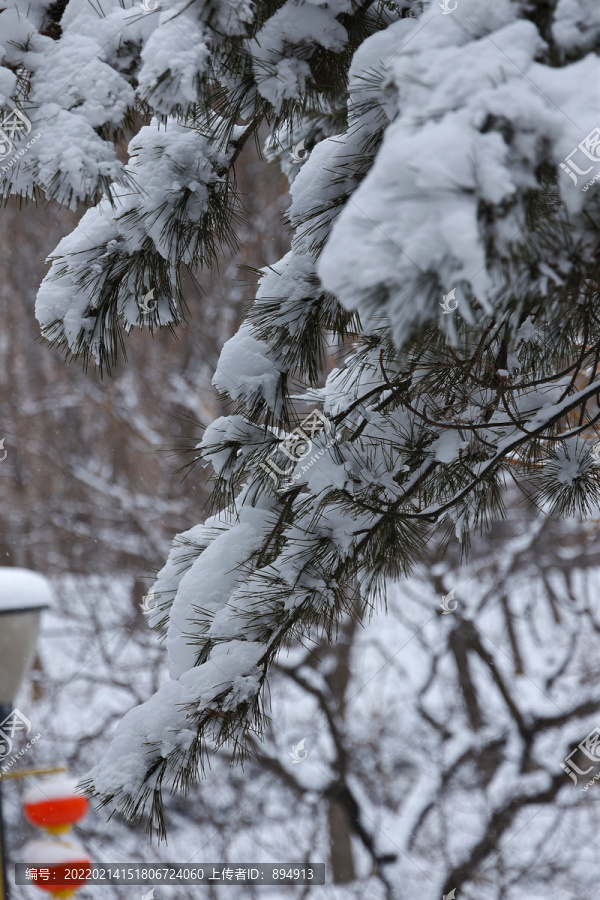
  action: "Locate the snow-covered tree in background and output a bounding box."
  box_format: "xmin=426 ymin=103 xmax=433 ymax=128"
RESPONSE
xmin=12 ymin=506 xmax=600 ymax=900
xmin=4 ymin=0 xmax=600 ymax=843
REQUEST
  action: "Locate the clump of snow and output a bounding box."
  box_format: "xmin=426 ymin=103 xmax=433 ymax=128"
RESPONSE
xmin=252 ymin=2 xmax=348 ymax=112
xmin=36 ymin=119 xmax=230 ymax=352
xmin=33 ymin=35 xmax=134 ymax=129
xmin=553 ymin=0 xmax=600 ymax=52
xmin=318 ymin=0 xmax=600 ymax=349
xmin=0 ymin=567 xmax=53 ymax=612
xmin=22 ymin=837 xmax=89 ymax=865
xmin=213 ymin=324 xmax=285 ymax=413
xmin=429 ymin=432 xmax=469 ymax=464
xmin=23 ymin=774 xmax=82 ymax=805
xmin=87 ymin=640 xmax=265 ymax=796
xmin=164 ymin=505 xmax=271 ymax=678
xmin=137 ymin=15 xmax=211 ymax=116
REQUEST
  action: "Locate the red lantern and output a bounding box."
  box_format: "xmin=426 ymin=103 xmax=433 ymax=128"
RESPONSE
xmin=24 ymin=775 xmax=89 ymax=834
xmin=23 ymin=837 xmax=91 ymax=898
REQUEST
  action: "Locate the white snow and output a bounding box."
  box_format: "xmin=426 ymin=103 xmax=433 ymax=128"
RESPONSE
xmin=318 ymin=1 xmax=600 ymax=347
xmin=252 ymin=2 xmax=348 ymax=112
xmin=213 ymin=325 xmax=285 ymax=413
xmin=22 ymin=837 xmax=89 ymax=865
xmin=0 ymin=567 xmax=53 ymax=612
xmin=23 ymin=774 xmax=82 ymax=804
xmin=23 ymin=774 xmax=77 ymax=803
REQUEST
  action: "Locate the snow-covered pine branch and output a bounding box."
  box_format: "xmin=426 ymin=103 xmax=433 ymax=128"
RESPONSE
xmin=6 ymin=0 xmax=600 ymax=834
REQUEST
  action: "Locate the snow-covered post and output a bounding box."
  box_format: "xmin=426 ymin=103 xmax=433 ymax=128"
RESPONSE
xmin=0 ymin=568 xmax=52 ymax=900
